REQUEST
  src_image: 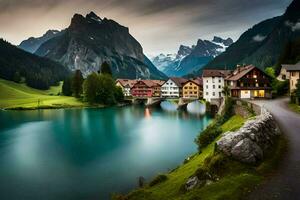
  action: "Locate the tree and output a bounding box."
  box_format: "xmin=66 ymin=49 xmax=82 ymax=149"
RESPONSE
xmin=222 ymin=85 xmax=231 ymax=98
xmin=100 ymin=61 xmax=112 ymax=76
xmin=97 ymin=74 xmax=116 ymax=105
xmin=114 ymin=86 xmax=124 ymax=102
xmin=13 ymin=71 xmax=21 ymax=83
xmin=83 ymin=73 xmax=100 ymax=103
xmin=62 ymin=77 xmax=72 ymax=96
xmin=72 ymin=70 xmax=84 ymax=98
xmin=265 ymin=67 xmax=276 ymax=78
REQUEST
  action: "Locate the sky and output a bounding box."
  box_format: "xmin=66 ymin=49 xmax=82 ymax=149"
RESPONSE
xmin=0 ymin=0 xmax=293 ymax=56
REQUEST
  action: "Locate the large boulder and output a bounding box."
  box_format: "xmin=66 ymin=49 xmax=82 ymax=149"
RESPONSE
xmin=216 ymin=109 xmax=280 ymax=164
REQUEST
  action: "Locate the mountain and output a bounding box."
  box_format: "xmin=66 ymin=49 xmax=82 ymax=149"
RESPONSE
xmin=18 ymin=30 xmax=62 ymax=53
xmin=152 ymin=37 xmax=233 ymax=77
xmin=0 ymin=39 xmax=70 ymax=89
xmin=34 ymin=12 xmax=166 ymax=79
xmin=203 ymin=0 xmax=300 ymax=72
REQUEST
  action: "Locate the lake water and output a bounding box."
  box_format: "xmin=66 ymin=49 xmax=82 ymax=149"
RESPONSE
xmin=0 ymin=102 xmax=212 ymax=200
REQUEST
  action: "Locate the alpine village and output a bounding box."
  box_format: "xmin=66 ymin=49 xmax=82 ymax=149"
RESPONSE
xmin=0 ymin=0 xmax=300 ymax=200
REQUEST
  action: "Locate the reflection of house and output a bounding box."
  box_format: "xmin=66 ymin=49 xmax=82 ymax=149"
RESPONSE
xmin=286 ymin=63 xmax=300 ymax=94
xmin=116 ymin=79 xmax=137 ymax=96
xmin=131 ymin=80 xmax=163 ymax=98
xmin=226 ymin=65 xmax=272 ymax=99
xmin=182 ymin=78 xmax=202 ymax=99
xmin=203 ymin=69 xmax=231 ymax=102
xmin=161 ymin=77 xmax=188 ymax=98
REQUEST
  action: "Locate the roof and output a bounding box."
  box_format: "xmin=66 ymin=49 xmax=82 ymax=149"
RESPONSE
xmin=282 ymin=63 xmax=300 ymax=71
xmin=169 ymin=77 xmax=188 ymax=87
xmin=152 ymin=80 xmax=165 ymax=86
xmin=183 ymin=78 xmax=202 ymax=87
xmin=116 ymin=79 xmax=137 ymax=88
xmin=226 ymin=65 xmax=256 ymax=81
xmin=202 ymin=69 xmax=232 ymax=78
xmin=133 ymin=80 xmax=160 ymax=88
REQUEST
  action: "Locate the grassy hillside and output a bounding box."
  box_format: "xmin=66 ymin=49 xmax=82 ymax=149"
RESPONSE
xmin=0 ymin=79 xmax=85 ymax=109
xmin=115 ymin=115 xmax=285 ymax=200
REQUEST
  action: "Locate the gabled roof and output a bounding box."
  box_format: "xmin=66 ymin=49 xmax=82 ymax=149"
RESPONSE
xmin=152 ymin=80 xmax=165 ymax=86
xmin=226 ymin=65 xmax=256 ymax=81
xmin=202 ymin=69 xmax=232 ymax=78
xmin=226 ymin=65 xmax=272 ymax=81
xmin=282 ymin=62 xmax=300 ymax=71
xmin=134 ymin=80 xmax=160 ymax=88
xmin=183 ymin=78 xmax=202 ymax=87
xmin=169 ymin=77 xmax=188 ymax=87
xmin=116 ymin=79 xmax=137 ymax=88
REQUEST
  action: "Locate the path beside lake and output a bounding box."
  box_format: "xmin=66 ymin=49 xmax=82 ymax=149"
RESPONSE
xmin=247 ymin=97 xmax=300 ymax=200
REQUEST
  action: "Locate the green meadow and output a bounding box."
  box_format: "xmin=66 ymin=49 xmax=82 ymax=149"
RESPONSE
xmin=0 ymin=79 xmax=85 ymax=109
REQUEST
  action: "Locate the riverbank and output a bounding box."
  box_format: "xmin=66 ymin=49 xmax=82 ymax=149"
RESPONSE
xmin=114 ymin=100 xmax=286 ymax=200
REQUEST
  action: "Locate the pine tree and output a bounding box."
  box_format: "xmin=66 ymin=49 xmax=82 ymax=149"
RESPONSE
xmin=62 ymin=77 xmax=72 ymax=96
xmin=72 ymin=70 xmax=84 ymax=98
xmin=100 ymin=61 xmax=112 ymax=76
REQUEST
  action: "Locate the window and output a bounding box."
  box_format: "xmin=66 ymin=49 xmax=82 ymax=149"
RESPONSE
xmin=206 ymin=80 xmax=208 ymax=83
xmin=206 ymin=85 xmax=208 ymax=89
xmin=219 ymin=79 xmax=221 ymax=83
xmin=218 ymin=85 xmax=221 ymax=89
xmin=194 ymin=87 xmax=197 ymax=89
xmin=189 ymin=87 xmax=192 ymax=89
xmin=194 ymin=92 xmax=197 ymax=94
xmin=213 ymin=85 xmax=215 ymax=89
xmin=213 ymin=92 xmax=215 ymax=96
xmin=190 ymin=83 xmax=192 ymax=86
xmin=206 ymin=92 xmax=209 ymax=95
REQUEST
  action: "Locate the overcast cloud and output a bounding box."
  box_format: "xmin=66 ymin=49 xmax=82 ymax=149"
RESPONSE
xmin=0 ymin=0 xmax=293 ymax=55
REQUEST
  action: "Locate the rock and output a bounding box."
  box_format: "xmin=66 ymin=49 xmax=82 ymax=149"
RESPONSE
xmin=185 ymin=176 xmax=200 ymax=190
xmin=231 ymin=138 xmax=263 ymax=164
xmin=216 ymin=110 xmax=280 ymax=164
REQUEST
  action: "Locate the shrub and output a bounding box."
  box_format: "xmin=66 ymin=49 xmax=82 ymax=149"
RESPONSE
xmin=194 ymin=166 xmax=210 ymax=180
xmin=149 ymin=174 xmax=167 ymax=187
xmin=195 ymin=124 xmax=222 ymax=150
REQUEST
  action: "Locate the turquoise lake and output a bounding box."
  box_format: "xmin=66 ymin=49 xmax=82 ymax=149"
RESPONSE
xmin=0 ymin=103 xmax=212 ymax=200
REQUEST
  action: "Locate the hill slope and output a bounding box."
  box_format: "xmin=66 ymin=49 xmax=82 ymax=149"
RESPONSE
xmin=0 ymin=79 xmax=83 ymax=109
xmin=0 ymin=39 xmax=70 ymax=89
xmin=203 ymin=0 xmax=300 ymax=72
xmin=35 ymin=12 xmax=166 ymax=79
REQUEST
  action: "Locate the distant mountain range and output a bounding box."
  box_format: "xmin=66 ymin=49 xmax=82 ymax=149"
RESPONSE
xmin=19 ymin=12 xmax=166 ymax=80
xmin=19 ymin=30 xmax=63 ymax=53
xmin=0 ymin=39 xmax=69 ymax=89
xmin=201 ymin=0 xmax=300 ymax=73
xmin=152 ymin=36 xmax=233 ymax=77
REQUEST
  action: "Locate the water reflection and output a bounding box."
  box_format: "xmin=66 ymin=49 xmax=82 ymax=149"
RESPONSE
xmin=187 ymin=101 xmax=206 ymax=115
xmin=160 ymin=101 xmax=178 ymax=112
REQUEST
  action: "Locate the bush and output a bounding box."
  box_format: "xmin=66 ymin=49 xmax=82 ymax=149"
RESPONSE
xmin=149 ymin=174 xmax=168 ymax=187
xmin=195 ymin=97 xmax=234 ymax=151
xmin=195 ymin=124 xmax=222 ymax=150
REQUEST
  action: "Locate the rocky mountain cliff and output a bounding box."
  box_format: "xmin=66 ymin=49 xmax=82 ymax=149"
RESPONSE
xmin=34 ymin=12 xmax=166 ymax=79
xmin=203 ymin=0 xmax=300 ymax=72
xmin=18 ymin=30 xmax=62 ymax=53
xmin=152 ymin=36 xmax=233 ymax=77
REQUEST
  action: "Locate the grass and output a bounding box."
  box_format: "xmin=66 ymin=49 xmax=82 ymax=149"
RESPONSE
xmin=288 ymin=103 xmax=300 ymax=114
xmin=0 ymin=78 xmax=86 ymax=109
xmin=221 ymin=115 xmax=246 ymax=132
xmin=115 ymin=114 xmax=286 ymax=200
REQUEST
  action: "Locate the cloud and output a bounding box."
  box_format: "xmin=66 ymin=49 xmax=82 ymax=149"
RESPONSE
xmin=253 ymin=34 xmax=267 ymax=42
xmin=285 ymin=20 xmax=300 ymax=31
xmin=0 ymin=0 xmax=293 ymax=54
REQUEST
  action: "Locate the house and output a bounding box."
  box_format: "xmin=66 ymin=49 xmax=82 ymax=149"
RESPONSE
xmin=226 ymin=65 xmax=272 ymax=99
xmin=203 ymin=69 xmax=232 ymax=102
xmin=278 ymin=61 xmax=300 ymax=81
xmin=161 ymin=77 xmax=188 ymax=98
xmin=131 ymin=80 xmax=161 ymax=98
xmin=115 ymin=79 xmax=137 ymax=97
xmin=151 ymin=80 xmax=165 ymax=97
xmin=286 ymin=63 xmax=300 ymax=94
xmin=182 ymin=78 xmax=203 ymax=99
